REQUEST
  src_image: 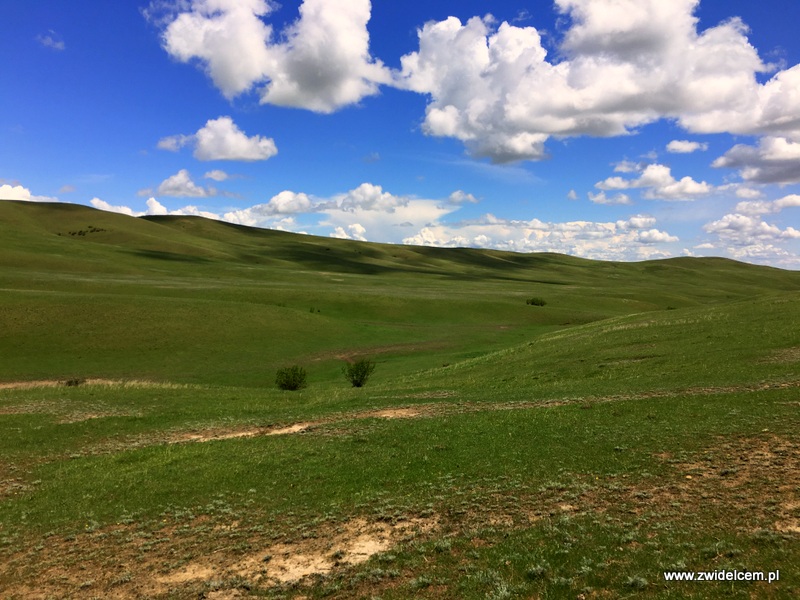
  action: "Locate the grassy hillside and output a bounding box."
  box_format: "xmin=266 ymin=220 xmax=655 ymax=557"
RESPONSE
xmin=2 ymin=200 xmax=799 ymax=386
xmin=1 ymin=200 xmax=798 ymax=599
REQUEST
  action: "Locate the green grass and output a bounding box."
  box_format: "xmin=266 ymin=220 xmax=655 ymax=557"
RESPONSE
xmin=0 ymin=200 xmax=798 ymax=598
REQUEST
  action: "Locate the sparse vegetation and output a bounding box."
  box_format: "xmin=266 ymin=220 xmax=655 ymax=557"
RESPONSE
xmin=342 ymin=358 xmax=376 ymax=387
xmin=275 ymin=365 xmax=307 ymax=390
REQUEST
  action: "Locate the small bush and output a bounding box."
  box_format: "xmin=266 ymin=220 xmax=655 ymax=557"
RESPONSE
xmin=343 ymin=358 xmax=376 ymax=388
xmin=526 ymin=297 xmax=546 ymax=306
xmin=275 ymin=365 xmax=307 ymax=391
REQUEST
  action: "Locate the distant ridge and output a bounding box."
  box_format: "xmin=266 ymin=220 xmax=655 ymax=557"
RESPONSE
xmin=1 ymin=199 xmax=798 ymax=285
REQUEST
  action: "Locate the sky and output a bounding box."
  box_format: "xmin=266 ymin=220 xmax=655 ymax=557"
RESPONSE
xmin=2 ymin=0 xmax=800 ymax=268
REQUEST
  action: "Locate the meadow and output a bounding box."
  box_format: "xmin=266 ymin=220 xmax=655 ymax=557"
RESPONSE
xmin=0 ymin=200 xmax=798 ymax=599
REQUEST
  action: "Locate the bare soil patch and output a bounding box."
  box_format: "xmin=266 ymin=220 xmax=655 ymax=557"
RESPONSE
xmin=2 ymin=514 xmax=437 ymax=599
xmin=228 ymin=516 xmax=434 ymax=584
xmin=761 ymin=346 xmax=800 ymax=363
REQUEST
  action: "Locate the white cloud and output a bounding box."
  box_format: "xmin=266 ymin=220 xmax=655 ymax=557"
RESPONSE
xmin=331 ymin=223 xmax=367 ymax=241
xmin=703 ymin=213 xmax=800 ymax=245
xmin=666 ymin=140 xmax=708 ymax=153
xmin=145 ymin=197 xmax=169 ymax=215
xmin=204 ymin=169 xmax=230 ymax=181
xmin=90 ymin=198 xmax=138 ymax=216
xmin=159 ymin=117 xmax=277 ymax=162
xmin=0 ymin=184 xmax=58 ymax=203
xmin=157 ymin=134 xmax=192 ymax=152
xmin=712 ymin=136 xmax=800 ymax=184
xmin=89 ymin=196 xmax=221 ymax=220
xmin=194 ymin=117 xmax=277 ymax=161
xmin=223 ymin=191 xmax=313 ymax=226
xmin=36 ymin=31 xmax=65 ymax=51
xmin=637 ymin=229 xmax=679 ymax=243
xmin=156 ymin=169 xmax=217 ymax=197
xmin=734 ymin=193 xmax=800 ymax=216
xmin=734 ymin=187 xmax=763 ymax=199
xmin=595 ymin=163 xmax=712 ymax=200
xmin=613 ymin=160 xmax=642 ymax=173
xmin=448 ymin=190 xmax=479 ymax=204
xmin=402 ymin=213 xmax=679 ymax=261
xmin=566 ymin=189 xmax=578 ymax=201
xmin=319 ymin=187 xmax=458 ymax=242
xmin=160 ymin=0 xmax=390 ymax=112
xmin=336 ymin=183 xmax=408 ymax=212
xmin=588 ymin=191 xmax=632 ymax=205
xmin=1 ymin=184 xmax=36 ymax=201
xmin=396 ymin=1 xmax=800 ymax=162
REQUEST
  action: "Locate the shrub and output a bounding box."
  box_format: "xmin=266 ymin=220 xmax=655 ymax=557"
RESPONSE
xmin=343 ymin=358 xmax=376 ymax=388
xmin=526 ymin=297 xmax=546 ymax=306
xmin=275 ymin=365 xmax=307 ymax=391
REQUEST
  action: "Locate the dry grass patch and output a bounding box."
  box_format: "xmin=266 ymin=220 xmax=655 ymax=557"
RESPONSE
xmin=2 ymin=514 xmax=438 ymax=599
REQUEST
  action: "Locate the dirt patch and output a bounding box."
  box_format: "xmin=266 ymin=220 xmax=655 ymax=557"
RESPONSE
xmin=146 ymin=515 xmax=437 ymax=593
xmin=168 ymin=406 xmax=439 ymax=445
xmin=762 ymin=347 xmax=800 ymax=363
xmin=363 ymin=407 xmax=424 ymax=419
xmin=621 ymin=434 xmax=800 ymax=535
xmin=268 ymin=423 xmax=314 ymax=435
xmin=0 ymin=380 xmax=64 ymax=390
xmin=236 ymin=516 xmax=433 ymax=584
xmin=156 ymin=563 xmax=217 ymax=584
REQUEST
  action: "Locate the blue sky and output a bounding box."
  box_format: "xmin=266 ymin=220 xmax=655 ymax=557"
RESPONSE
xmin=2 ymin=0 xmax=800 ymax=267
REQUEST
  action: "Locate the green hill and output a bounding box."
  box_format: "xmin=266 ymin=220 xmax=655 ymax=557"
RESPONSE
xmin=1 ymin=200 xmax=799 ymax=598
xmin=1 ymin=199 xmax=799 ymax=385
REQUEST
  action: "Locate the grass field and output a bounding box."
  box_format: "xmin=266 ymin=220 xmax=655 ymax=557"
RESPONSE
xmin=1 ymin=200 xmax=798 ymax=599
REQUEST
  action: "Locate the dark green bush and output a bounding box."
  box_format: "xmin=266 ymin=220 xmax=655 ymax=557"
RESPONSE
xmin=526 ymin=297 xmax=546 ymax=306
xmin=275 ymin=365 xmax=307 ymax=391
xmin=343 ymin=358 xmax=376 ymax=388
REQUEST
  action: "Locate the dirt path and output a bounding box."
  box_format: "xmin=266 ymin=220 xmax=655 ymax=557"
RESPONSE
xmin=165 ymin=378 xmax=800 ymax=446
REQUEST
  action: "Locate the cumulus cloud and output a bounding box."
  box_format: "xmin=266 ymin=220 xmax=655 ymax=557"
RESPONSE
xmin=734 ymin=193 xmax=800 ymax=216
xmin=145 ymin=197 xmax=169 ymax=215
xmin=595 ymin=163 xmax=712 ymax=200
xmin=402 ymin=213 xmax=679 ymax=261
xmin=332 ymin=183 xmax=407 ymax=212
xmin=0 ymin=184 xmax=58 ymax=203
xmin=224 ymin=190 xmax=313 ymax=225
xmin=331 ymin=223 xmax=367 ymax=241
xmin=204 ymin=169 xmax=230 ymax=181
xmin=703 ymin=213 xmax=800 ymax=245
xmin=666 ymin=140 xmax=708 ymax=153
xmin=156 ymin=169 xmax=217 ymax=197
xmin=157 ymin=134 xmax=192 ymax=152
xmin=712 ymin=136 xmax=800 ymax=184
xmin=734 ymin=187 xmax=763 ymax=199
xmin=396 ymin=0 xmax=800 ymax=162
xmin=447 ymin=190 xmax=479 ymax=204
xmin=637 ymin=229 xmax=679 ymax=243
xmin=158 ymin=117 xmax=277 ymax=161
xmin=158 ymin=0 xmax=390 ymax=112
xmin=89 ymin=196 xmax=221 ymax=220
xmin=90 ymin=198 xmax=139 ymax=216
xmin=588 ymin=191 xmax=632 ymax=205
